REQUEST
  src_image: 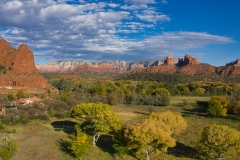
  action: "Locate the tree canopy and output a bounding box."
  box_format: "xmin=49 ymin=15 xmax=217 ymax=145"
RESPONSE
xmin=198 ymin=124 xmax=240 ymax=159
xmin=125 ymin=111 xmax=187 ymax=160
xmin=71 ymin=102 xmax=122 ymax=146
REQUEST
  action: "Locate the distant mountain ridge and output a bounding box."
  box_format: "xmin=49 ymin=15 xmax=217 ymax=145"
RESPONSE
xmin=36 ymin=60 xmax=164 ymax=73
xmin=36 ymin=55 xmax=240 ymax=77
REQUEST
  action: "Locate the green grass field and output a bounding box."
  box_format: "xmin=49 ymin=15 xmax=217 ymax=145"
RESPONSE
xmin=2 ymin=96 xmax=240 ymax=160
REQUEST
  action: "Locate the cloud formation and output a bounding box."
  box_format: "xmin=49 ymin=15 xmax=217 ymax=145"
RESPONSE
xmin=0 ymin=0 xmax=235 ymax=63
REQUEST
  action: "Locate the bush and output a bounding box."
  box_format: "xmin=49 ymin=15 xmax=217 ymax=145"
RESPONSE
xmin=207 ymin=99 xmax=227 ymax=117
xmin=0 ymin=137 xmax=18 ymax=160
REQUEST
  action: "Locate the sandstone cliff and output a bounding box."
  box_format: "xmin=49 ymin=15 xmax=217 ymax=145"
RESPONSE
xmin=0 ymin=39 xmax=47 ymax=88
xmin=177 ymin=54 xmax=200 ymax=66
xmin=216 ymin=59 xmax=240 ymax=76
xmin=164 ymin=56 xmax=175 ymax=65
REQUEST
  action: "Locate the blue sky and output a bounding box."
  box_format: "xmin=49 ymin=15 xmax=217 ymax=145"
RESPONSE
xmin=0 ymin=0 xmax=239 ymax=66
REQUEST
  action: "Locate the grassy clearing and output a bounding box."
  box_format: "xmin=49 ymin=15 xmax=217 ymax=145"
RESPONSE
xmin=170 ymin=96 xmax=210 ymax=105
xmin=5 ymin=119 xmax=75 ymax=160
xmin=3 ymin=96 xmax=240 ymax=160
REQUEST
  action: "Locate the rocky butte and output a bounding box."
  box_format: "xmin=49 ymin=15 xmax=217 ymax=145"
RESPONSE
xmin=0 ymin=39 xmax=47 ymax=88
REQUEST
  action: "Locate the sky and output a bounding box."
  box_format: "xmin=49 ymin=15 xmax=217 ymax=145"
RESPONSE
xmin=0 ymin=0 xmax=239 ymax=66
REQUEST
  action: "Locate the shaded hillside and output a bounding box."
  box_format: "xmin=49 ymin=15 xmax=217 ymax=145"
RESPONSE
xmin=121 ymin=72 xmax=221 ymax=84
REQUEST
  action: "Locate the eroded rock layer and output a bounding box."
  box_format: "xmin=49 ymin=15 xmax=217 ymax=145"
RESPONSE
xmin=0 ymin=39 xmax=47 ymax=88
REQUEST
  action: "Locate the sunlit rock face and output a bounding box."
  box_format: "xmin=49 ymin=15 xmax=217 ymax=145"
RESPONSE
xmin=0 ymin=39 xmax=47 ymax=88
xmin=164 ymin=56 xmax=175 ymax=66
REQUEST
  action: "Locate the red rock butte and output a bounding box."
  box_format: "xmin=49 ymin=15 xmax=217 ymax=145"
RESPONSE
xmin=0 ymin=39 xmax=47 ymax=88
xmin=164 ymin=56 xmax=175 ymax=65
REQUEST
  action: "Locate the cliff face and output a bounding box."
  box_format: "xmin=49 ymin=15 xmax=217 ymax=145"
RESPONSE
xmin=0 ymin=39 xmax=47 ymax=88
xmin=216 ymin=59 xmax=240 ymax=76
xmin=177 ymin=54 xmax=200 ymax=66
xmin=164 ymin=56 xmax=175 ymax=65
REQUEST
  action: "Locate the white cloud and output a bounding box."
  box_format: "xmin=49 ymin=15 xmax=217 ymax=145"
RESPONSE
xmin=40 ymin=4 xmax=79 ymax=20
xmin=125 ymin=0 xmax=156 ymax=5
xmin=161 ymin=0 xmax=168 ymax=4
xmin=0 ymin=0 xmax=235 ymax=62
xmin=120 ymin=4 xmax=148 ymax=10
xmin=4 ymin=1 xmax=23 ymax=9
xmin=135 ymin=10 xmax=170 ymax=23
xmin=108 ymin=3 xmax=120 ymax=8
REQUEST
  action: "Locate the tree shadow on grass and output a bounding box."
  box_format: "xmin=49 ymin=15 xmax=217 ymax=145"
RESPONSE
xmin=168 ymin=142 xmax=197 ymax=159
xmin=51 ymin=120 xmax=78 ymax=134
xmin=97 ymin=135 xmax=115 ymax=154
xmin=56 ymin=138 xmax=75 ymax=158
xmin=182 ymin=103 xmax=209 ymax=117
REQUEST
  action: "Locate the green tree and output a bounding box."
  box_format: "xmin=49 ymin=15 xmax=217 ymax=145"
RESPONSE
xmin=125 ymin=111 xmax=187 ymax=160
xmin=208 ymin=99 xmax=227 ymax=117
xmin=198 ymin=124 xmax=240 ymax=159
xmin=91 ymin=85 xmax=106 ymax=96
xmin=195 ymin=87 xmax=205 ymax=95
xmin=69 ymin=125 xmax=91 ymax=159
xmin=71 ymin=102 xmax=122 ymax=146
xmin=0 ymin=136 xmax=18 ymax=160
xmin=106 ymin=92 xmax=118 ymax=105
xmin=151 ymin=88 xmax=171 ymax=106
xmin=151 ymin=88 xmax=170 ymax=97
xmin=16 ymin=90 xmax=24 ymax=99
xmin=183 ymin=87 xmax=190 ymax=96
xmin=7 ymin=92 xmax=14 ymax=101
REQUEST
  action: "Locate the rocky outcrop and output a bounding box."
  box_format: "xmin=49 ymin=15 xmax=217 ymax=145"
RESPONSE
xmin=178 ymin=57 xmax=184 ymax=66
xmin=217 ymin=59 xmax=240 ymax=76
xmin=226 ymin=59 xmax=240 ymax=66
xmin=164 ymin=56 xmax=175 ymax=65
xmin=177 ymin=54 xmax=200 ymax=66
xmin=178 ymin=64 xmax=216 ymax=75
xmin=0 ymin=39 xmax=47 ymax=88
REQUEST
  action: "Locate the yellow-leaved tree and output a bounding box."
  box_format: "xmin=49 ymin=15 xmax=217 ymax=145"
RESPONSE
xmin=71 ymin=102 xmax=122 ymax=146
xmin=198 ymin=124 xmax=240 ymax=159
xmin=125 ymin=111 xmax=187 ymax=160
xmin=69 ymin=125 xmax=91 ymax=159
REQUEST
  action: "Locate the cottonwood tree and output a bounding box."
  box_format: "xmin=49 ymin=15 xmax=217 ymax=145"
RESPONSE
xmin=69 ymin=125 xmax=91 ymax=159
xmin=125 ymin=111 xmax=187 ymax=160
xmin=198 ymin=124 xmax=240 ymax=160
xmin=71 ymin=102 xmax=122 ymax=146
xmin=207 ymin=99 xmax=227 ymax=117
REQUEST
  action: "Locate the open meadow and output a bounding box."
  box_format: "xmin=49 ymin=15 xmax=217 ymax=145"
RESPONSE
xmin=1 ymin=96 xmax=239 ymax=160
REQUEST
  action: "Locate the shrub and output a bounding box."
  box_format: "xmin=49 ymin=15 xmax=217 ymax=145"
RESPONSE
xmin=207 ymin=99 xmax=227 ymax=117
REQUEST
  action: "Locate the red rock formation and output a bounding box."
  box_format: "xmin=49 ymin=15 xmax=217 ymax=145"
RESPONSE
xmin=216 ymin=60 xmax=240 ymax=76
xmin=178 ymin=57 xmax=184 ymax=66
xmin=164 ymin=56 xmax=175 ymax=65
xmin=177 ymin=54 xmax=200 ymax=66
xmin=0 ymin=39 xmax=47 ymax=88
xmin=236 ymin=59 xmax=240 ymax=66
xmin=178 ymin=64 xmax=216 ymax=75
xmin=127 ymin=65 xmax=177 ymax=75
xmin=183 ymin=54 xmax=200 ymax=65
